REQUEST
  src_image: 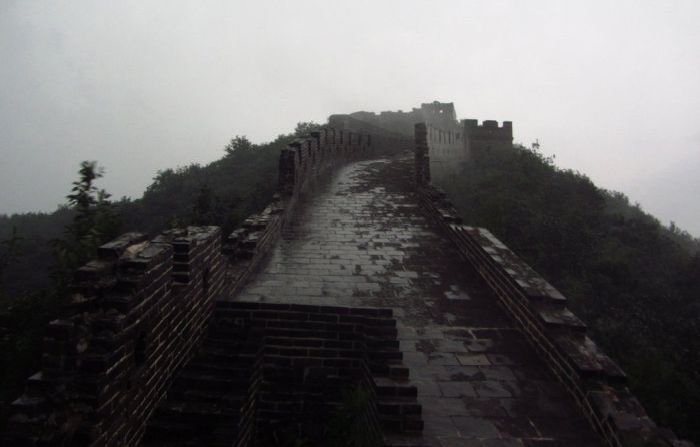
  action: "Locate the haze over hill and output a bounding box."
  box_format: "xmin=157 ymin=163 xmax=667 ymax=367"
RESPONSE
xmin=1 ymin=0 xmax=699 ymax=235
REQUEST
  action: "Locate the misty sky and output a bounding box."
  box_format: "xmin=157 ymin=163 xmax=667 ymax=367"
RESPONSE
xmin=1 ymin=1 xmax=699 ymax=235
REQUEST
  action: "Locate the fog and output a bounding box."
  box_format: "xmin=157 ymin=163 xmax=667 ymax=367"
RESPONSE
xmin=1 ymin=1 xmax=699 ymax=235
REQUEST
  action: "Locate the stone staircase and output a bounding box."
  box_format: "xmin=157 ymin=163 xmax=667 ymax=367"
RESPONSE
xmin=141 ymin=302 xmax=424 ymax=447
xmin=141 ymin=318 xmax=254 ymax=446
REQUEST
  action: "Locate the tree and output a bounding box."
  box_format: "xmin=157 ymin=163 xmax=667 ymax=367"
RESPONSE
xmin=0 ymin=226 xmax=22 ymax=286
xmin=224 ymin=136 xmax=254 ymax=156
xmin=52 ymin=161 xmax=120 ymax=287
xmin=191 ymin=183 xmax=222 ymax=226
xmin=294 ymin=121 xmax=323 ymax=137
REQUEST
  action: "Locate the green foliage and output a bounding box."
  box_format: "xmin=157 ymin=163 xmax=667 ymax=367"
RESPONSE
xmin=1 ymin=161 xmax=121 ymax=428
xmin=0 ymin=124 xmax=316 ymax=426
xmin=190 ymin=184 xmax=223 ymax=226
xmin=0 ymin=289 xmax=57 ymax=426
xmin=1 ymin=122 xmax=320 ymax=297
xmin=294 ymin=121 xmax=323 ymax=137
xmin=51 ymin=161 xmax=121 ymax=289
xmin=0 ymin=208 xmax=74 ymax=295
xmin=224 ymin=135 xmax=254 ymax=156
xmin=440 ymin=144 xmax=700 ymax=442
xmin=325 ymin=387 xmax=380 ymax=447
xmin=0 ymin=227 xmax=22 ymax=284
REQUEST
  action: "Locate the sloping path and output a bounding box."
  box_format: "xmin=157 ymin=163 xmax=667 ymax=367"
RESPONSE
xmin=233 ymin=154 xmax=602 ymax=446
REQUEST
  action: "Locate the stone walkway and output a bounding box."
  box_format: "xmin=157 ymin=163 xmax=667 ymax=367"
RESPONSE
xmin=232 ymin=154 xmax=602 ymax=446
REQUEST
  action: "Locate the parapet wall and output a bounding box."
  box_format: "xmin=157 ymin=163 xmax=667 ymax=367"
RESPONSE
xmin=414 ymin=123 xmax=693 ymax=447
xmin=463 ymin=118 xmax=513 ymax=152
xmin=4 ymin=227 xmax=225 ymax=446
xmin=3 ymin=124 xmax=411 ymax=446
xmin=225 ymin=124 xmax=411 ymax=297
xmin=334 ymin=101 xmax=459 ymax=137
xmin=422 ymin=123 xmax=467 ymax=187
xmin=207 ymin=302 xmax=422 ymax=446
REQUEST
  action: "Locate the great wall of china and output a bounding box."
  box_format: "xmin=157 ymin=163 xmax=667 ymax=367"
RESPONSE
xmin=2 ymin=103 xmax=693 ymax=447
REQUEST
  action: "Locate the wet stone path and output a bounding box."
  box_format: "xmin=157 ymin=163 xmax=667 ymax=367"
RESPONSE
xmin=232 ymin=155 xmax=602 ymax=446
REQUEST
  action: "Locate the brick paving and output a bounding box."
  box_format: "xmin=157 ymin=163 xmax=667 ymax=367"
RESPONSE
xmin=231 ymin=154 xmax=602 ymax=446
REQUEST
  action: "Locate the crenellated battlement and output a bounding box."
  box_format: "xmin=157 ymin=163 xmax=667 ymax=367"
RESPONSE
xmin=2 ymin=102 xmax=693 ymax=447
xmin=2 ymin=123 xmax=411 ymax=447
xmin=4 ymin=226 xmax=225 ymax=446
xmin=462 ymin=118 xmax=514 ymax=152
xmin=414 ymin=123 xmax=692 ymax=447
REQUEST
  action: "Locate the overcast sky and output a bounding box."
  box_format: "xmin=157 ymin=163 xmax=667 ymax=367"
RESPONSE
xmin=1 ymin=1 xmax=699 ymax=235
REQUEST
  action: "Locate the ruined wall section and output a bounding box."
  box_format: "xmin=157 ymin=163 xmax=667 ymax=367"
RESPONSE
xmin=4 ymin=227 xmax=225 ymax=446
xmin=414 ymin=123 xmax=693 ymax=447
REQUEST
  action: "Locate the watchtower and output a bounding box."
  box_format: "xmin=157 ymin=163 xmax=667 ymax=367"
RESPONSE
xmin=463 ymin=119 xmax=513 ymax=152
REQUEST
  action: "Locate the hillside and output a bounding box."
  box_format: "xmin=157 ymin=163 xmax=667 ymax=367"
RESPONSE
xmin=0 ymin=125 xmax=316 ymax=422
xmin=1 ymin=125 xmax=698 ymax=442
xmin=439 ymin=143 xmax=700 ymax=442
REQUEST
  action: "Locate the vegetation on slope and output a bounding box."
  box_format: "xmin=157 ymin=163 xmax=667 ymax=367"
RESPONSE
xmin=439 ymin=144 xmax=700 ymax=442
xmin=1 ymin=125 xmax=698 ymax=441
xmin=0 ymin=123 xmax=319 ymax=425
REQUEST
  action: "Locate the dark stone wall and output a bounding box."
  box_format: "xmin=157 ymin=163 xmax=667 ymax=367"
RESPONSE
xmin=423 ymin=122 xmax=467 ymax=187
xmin=2 ymin=124 xmax=411 ymax=446
xmin=209 ymin=302 xmax=422 ymax=446
xmin=139 ymin=301 xmax=423 ymax=446
xmin=4 ymin=227 xmax=225 ymax=446
xmin=463 ymin=118 xmax=513 ymax=152
xmin=333 ymin=101 xmax=459 ymax=137
xmin=413 ymin=126 xmax=694 ymax=447
xmin=224 ymin=125 xmax=411 ymax=298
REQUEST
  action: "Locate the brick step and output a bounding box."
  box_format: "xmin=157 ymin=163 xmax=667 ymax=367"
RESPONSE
xmin=206 ymin=326 xmax=250 ymax=339
xmin=214 ymin=302 xmax=393 ymax=319
xmin=166 ymin=388 xmax=245 ymax=406
xmin=174 ymin=371 xmax=249 ymax=391
xmin=141 ymin=419 xmax=197 ymax=442
xmin=201 ymin=336 xmax=258 ymax=351
xmin=247 ymin=318 xmax=373 ymax=333
xmin=364 ymin=325 xmax=399 ymax=338
xmin=263 ymin=344 xmax=365 ymax=359
xmin=143 ymin=440 xmax=233 ymax=447
xmin=367 ymin=350 xmax=403 ymax=362
xmin=374 ymin=377 xmax=417 ymax=398
xmin=22 ymin=372 xmax=57 ymax=399
xmin=370 ymin=363 xmax=410 ymax=379
xmin=7 ymin=395 xmax=48 ymax=418
xmin=151 ymin=400 xmax=240 ymax=427
xmin=208 ymin=314 xmax=250 ymax=328
xmin=196 ymin=347 xmax=257 ymax=366
xmin=259 ymin=366 xmax=364 ymax=384
xmin=381 ymin=414 xmax=424 ymax=434
xmin=367 ymin=338 xmax=400 ymax=350
xmin=260 ymin=380 xmax=362 ymax=398
xmin=383 ymin=433 xmax=429 ymax=447
xmin=185 ymin=362 xmax=251 ymax=378
xmin=142 ymin=416 xmax=237 ymax=447
xmin=212 ymin=311 xmax=397 ymax=332
xmin=263 ymin=336 xmax=363 ymax=350
xmin=262 ymin=355 xmax=364 ymax=371
xmin=251 ymin=326 xmax=364 ymax=340
xmin=377 ymin=400 xmax=422 ymax=417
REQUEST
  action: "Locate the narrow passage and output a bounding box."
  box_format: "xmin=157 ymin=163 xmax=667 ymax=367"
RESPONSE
xmin=234 ymin=154 xmax=602 ymax=446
